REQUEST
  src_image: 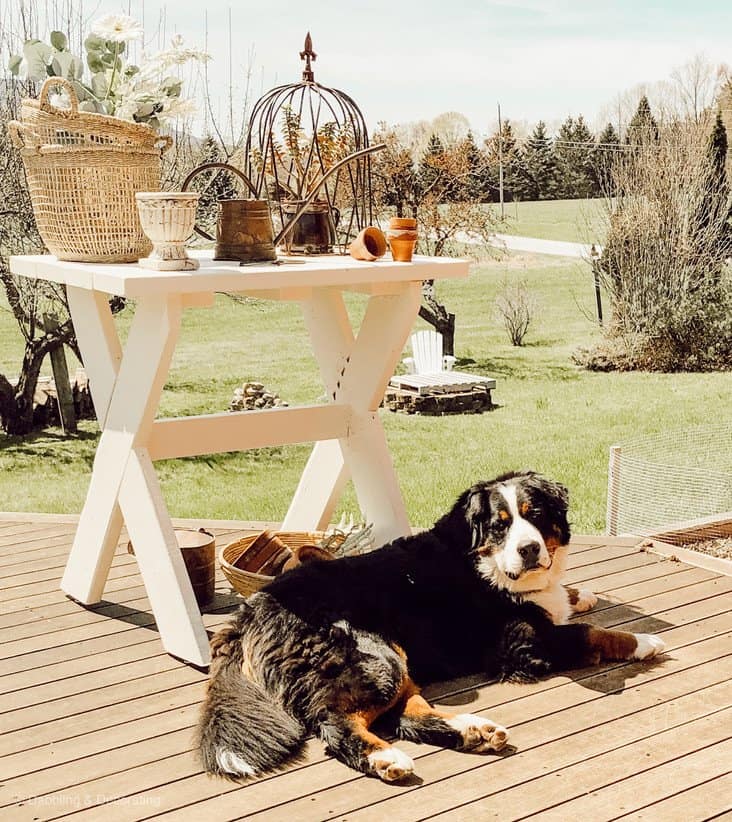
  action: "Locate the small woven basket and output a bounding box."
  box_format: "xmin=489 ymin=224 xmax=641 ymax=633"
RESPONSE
xmin=8 ymin=77 xmax=172 ymax=263
xmin=220 ymin=531 xmax=344 ymax=597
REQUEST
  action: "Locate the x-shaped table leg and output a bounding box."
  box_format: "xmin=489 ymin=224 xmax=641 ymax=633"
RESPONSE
xmin=283 ymin=283 xmax=422 ymax=547
xmin=62 ymin=288 xmax=210 ymax=666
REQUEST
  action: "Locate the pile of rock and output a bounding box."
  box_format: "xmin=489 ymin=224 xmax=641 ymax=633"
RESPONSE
xmin=230 ymin=381 xmax=288 ymax=412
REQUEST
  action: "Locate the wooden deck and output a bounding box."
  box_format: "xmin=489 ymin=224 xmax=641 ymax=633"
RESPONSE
xmin=1 ymin=514 xmax=730 ymax=822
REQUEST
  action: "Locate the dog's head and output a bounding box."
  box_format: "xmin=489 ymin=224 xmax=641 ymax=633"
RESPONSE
xmin=460 ymin=471 xmax=571 ymax=593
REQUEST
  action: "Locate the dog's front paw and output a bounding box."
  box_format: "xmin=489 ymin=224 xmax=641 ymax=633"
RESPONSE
xmin=572 ymin=588 xmax=598 ymax=613
xmin=367 ymin=747 xmax=414 ymax=782
xmin=632 ymin=633 xmax=666 ymax=660
xmin=448 ymin=714 xmax=509 ymax=752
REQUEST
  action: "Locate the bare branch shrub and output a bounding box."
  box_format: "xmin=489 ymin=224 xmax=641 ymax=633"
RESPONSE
xmin=594 ymin=119 xmax=732 ymax=371
xmin=495 ymin=279 xmax=537 ymax=346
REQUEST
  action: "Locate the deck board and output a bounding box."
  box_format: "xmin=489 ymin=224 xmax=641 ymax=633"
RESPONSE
xmin=0 ymin=517 xmax=729 ymax=821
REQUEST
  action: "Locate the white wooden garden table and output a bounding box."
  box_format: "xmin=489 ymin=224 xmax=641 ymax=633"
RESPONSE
xmin=9 ymin=250 xmax=468 ymax=666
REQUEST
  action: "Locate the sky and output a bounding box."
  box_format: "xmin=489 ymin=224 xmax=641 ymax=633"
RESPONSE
xmin=14 ymin=0 xmax=732 ymax=137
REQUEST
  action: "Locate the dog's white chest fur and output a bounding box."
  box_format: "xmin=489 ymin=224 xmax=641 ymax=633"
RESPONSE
xmin=522 ymin=583 xmax=572 ymax=625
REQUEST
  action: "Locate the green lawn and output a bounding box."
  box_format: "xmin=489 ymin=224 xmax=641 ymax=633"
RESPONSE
xmin=493 ymin=198 xmax=607 ymax=244
xmin=3 ymin=250 xmax=729 ymax=535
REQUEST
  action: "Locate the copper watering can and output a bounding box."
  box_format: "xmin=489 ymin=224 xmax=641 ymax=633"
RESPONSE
xmin=181 ymin=144 xmax=384 ymax=262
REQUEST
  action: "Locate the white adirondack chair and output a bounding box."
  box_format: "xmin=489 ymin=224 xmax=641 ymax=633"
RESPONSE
xmin=403 ymin=329 xmax=456 ymax=374
xmin=390 ymin=330 xmax=497 ymax=395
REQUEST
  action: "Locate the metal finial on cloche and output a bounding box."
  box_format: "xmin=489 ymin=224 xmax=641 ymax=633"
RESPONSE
xmin=299 ymin=32 xmax=317 ymax=82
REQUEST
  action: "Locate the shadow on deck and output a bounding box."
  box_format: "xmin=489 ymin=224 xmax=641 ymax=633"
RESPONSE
xmin=0 ymin=515 xmax=730 ymax=821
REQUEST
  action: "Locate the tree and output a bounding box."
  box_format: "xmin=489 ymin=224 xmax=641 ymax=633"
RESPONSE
xmin=670 ymin=54 xmax=730 ymax=124
xmin=0 ymin=77 xmax=82 ymax=435
xmin=554 ymin=115 xmax=597 ymax=198
xmin=594 ymin=122 xmax=622 ymax=195
xmin=373 ymin=123 xmax=500 ymax=354
xmin=371 ymin=124 xmax=420 ymax=218
xmin=457 ymin=131 xmax=491 ymax=202
xmin=626 ymin=95 xmax=659 ymax=146
xmin=694 ymin=111 xmax=732 ymax=245
xmin=517 ymin=121 xmax=558 ymax=200
xmin=419 ymin=133 xmax=448 ymax=200
xmin=484 ymin=119 xmax=521 ymax=201
xmin=186 ymin=134 xmax=240 ymax=236
xmin=593 ymin=119 xmax=732 ymax=371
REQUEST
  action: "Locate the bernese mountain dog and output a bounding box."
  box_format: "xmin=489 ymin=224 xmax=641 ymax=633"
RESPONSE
xmin=197 ymin=471 xmax=665 ymax=783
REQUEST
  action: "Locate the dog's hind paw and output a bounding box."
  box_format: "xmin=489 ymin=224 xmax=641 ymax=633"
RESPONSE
xmin=367 ymin=747 xmax=414 ymax=782
xmin=633 ymin=633 xmax=666 ymax=660
xmin=448 ymin=714 xmax=509 ymax=752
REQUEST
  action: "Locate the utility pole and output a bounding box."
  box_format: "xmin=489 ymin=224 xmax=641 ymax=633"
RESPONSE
xmin=497 ymin=102 xmax=505 ymax=219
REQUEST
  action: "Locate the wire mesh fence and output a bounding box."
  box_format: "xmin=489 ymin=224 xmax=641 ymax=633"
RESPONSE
xmin=606 ymin=424 xmax=732 ymax=544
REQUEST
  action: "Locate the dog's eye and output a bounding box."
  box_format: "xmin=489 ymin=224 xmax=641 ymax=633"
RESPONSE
xmin=491 ymin=519 xmax=507 ymax=532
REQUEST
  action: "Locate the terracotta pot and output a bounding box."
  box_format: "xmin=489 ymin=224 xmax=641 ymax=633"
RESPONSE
xmin=389 ymin=235 xmax=417 ymax=262
xmin=349 ymin=226 xmax=387 ymax=261
xmin=389 ymin=217 xmax=417 ymax=231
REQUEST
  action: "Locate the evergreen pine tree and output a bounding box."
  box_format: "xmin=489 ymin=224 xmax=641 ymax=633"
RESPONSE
xmin=572 ymin=115 xmax=597 ymax=197
xmin=553 ymin=116 xmax=597 ymax=198
xmin=696 ymin=110 xmax=732 ymax=245
xmin=626 ymin=95 xmax=659 ymax=146
xmin=419 ymin=133 xmax=447 ymax=199
xmin=459 ymin=130 xmax=491 ymax=201
xmin=553 ymin=116 xmax=579 ymax=198
xmin=485 ymin=120 xmax=520 ymax=201
xmin=517 ymin=121 xmax=558 ymax=200
xmin=594 ymin=122 xmax=621 ymax=195
xmin=196 ymin=136 xmax=239 ymax=228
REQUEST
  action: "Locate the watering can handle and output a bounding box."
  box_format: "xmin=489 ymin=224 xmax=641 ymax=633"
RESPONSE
xmin=181 ymin=162 xmax=259 ymax=242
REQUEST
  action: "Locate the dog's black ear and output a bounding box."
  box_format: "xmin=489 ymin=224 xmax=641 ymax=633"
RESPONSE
xmin=525 ymin=474 xmax=570 ymax=543
xmin=465 ymin=485 xmax=492 ymax=551
xmin=531 ymin=474 xmax=569 ymax=509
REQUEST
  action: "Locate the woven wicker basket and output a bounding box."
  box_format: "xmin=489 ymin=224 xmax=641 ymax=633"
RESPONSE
xmin=220 ymin=531 xmax=344 ymax=597
xmin=8 ymin=77 xmax=172 ymax=263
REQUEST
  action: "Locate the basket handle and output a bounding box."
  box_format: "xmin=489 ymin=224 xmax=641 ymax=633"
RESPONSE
xmin=39 ymin=77 xmax=79 ymax=118
xmin=7 ymin=120 xmax=41 ymax=151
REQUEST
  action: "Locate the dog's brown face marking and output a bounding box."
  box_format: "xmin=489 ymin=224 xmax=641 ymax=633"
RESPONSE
xmin=498 ymin=508 xmax=510 ymax=522
xmin=545 ymin=535 xmax=562 ymax=556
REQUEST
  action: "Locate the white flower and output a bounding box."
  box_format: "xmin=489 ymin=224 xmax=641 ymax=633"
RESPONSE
xmin=48 ymin=91 xmax=72 ymax=110
xmin=91 ymin=14 xmax=144 ymax=43
xmin=114 ymin=99 xmax=139 ymax=121
xmin=154 ymin=36 xmax=211 ymax=69
xmin=161 ymin=97 xmax=198 ymax=119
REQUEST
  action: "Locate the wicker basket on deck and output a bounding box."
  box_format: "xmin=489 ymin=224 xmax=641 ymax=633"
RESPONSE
xmin=8 ymin=78 xmax=172 ymax=263
xmin=220 ymin=530 xmax=344 ymax=597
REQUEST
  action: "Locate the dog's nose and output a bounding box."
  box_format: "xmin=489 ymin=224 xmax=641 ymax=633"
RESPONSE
xmin=518 ymin=541 xmax=541 ymax=568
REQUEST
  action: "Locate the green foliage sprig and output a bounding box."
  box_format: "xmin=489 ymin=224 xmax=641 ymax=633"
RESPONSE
xmin=7 ymin=15 xmax=208 ymax=130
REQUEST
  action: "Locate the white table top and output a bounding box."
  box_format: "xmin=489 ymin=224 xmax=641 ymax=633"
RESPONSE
xmin=9 ymin=250 xmax=470 ymax=298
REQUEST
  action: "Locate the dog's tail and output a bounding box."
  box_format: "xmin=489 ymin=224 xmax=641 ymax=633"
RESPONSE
xmin=196 ymin=621 xmax=307 ymax=779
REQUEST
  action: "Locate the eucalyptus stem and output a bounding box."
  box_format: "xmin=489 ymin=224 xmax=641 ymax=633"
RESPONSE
xmin=104 ymin=41 xmax=121 ymax=108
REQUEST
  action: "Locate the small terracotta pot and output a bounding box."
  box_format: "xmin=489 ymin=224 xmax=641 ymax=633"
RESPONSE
xmin=389 ymin=217 xmax=417 ymax=231
xmin=349 ymin=226 xmax=387 ymax=261
xmin=389 ymin=235 xmax=417 ymax=262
